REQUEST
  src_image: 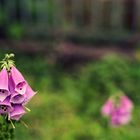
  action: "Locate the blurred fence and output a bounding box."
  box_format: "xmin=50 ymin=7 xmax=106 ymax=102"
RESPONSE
xmin=0 ymin=0 xmax=140 ymax=39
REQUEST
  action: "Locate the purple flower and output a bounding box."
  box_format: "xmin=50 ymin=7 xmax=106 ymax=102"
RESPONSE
xmin=10 ymin=92 xmax=26 ymax=104
xmin=0 ymin=97 xmax=13 ymax=114
xmin=10 ymin=66 xmax=27 ymax=95
xmin=0 ymin=68 xmax=10 ymax=102
xmin=10 ymin=105 xmax=26 ymax=121
xmin=101 ymin=95 xmax=133 ymax=127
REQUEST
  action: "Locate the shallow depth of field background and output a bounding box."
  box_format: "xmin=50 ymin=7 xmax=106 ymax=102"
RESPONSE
xmin=1 ymin=0 xmax=140 ymax=140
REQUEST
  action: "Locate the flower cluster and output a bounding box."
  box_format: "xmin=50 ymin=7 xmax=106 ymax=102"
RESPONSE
xmin=0 ymin=66 xmax=36 ymax=121
xmin=101 ymin=95 xmax=133 ymax=127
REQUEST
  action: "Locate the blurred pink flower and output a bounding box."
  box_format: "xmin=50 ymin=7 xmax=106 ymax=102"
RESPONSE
xmin=101 ymin=99 xmax=113 ymax=117
xmin=119 ymin=96 xmax=133 ymax=112
xmin=101 ymin=95 xmax=133 ymax=127
xmin=111 ymin=107 xmax=132 ymax=126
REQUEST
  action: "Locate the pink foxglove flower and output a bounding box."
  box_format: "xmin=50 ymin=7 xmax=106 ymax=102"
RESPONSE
xmin=10 ymin=105 xmax=26 ymax=121
xmin=0 ymin=97 xmax=13 ymax=114
xmin=101 ymin=95 xmax=133 ymax=127
xmin=10 ymin=92 xmax=26 ymax=104
xmin=0 ymin=53 xmax=36 ymax=134
xmin=10 ymin=66 xmax=27 ymax=95
xmin=7 ymin=66 xmax=36 ymax=121
xmin=0 ymin=68 xmax=10 ymax=102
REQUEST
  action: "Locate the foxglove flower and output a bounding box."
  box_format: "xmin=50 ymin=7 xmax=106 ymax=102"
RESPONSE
xmin=0 ymin=68 xmax=10 ymax=102
xmin=10 ymin=92 xmax=26 ymax=104
xmin=0 ymin=97 xmax=13 ymax=114
xmin=101 ymin=95 xmax=133 ymax=127
xmin=0 ymin=53 xmax=36 ymax=131
xmin=10 ymin=105 xmax=26 ymax=121
xmin=10 ymin=66 xmax=27 ymax=95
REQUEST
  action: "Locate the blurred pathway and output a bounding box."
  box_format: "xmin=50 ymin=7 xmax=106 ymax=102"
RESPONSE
xmin=0 ymin=38 xmax=138 ymax=67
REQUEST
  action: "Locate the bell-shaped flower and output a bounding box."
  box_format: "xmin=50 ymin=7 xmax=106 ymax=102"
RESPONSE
xmin=0 ymin=97 xmax=13 ymax=114
xmin=10 ymin=66 xmax=27 ymax=95
xmin=23 ymin=85 xmax=36 ymax=105
xmin=101 ymin=99 xmax=113 ymax=117
xmin=10 ymin=92 xmax=26 ymax=104
xmin=9 ymin=76 xmax=26 ymax=104
xmin=10 ymin=105 xmax=26 ymax=121
xmin=0 ymin=68 xmax=10 ymax=102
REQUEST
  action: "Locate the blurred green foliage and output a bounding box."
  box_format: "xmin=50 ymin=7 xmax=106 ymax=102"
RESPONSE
xmin=0 ymin=53 xmax=139 ymax=140
xmin=0 ymin=116 xmax=14 ymax=140
xmin=7 ymin=23 xmax=24 ymax=39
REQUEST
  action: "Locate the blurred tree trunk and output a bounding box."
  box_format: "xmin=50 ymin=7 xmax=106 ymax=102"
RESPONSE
xmin=124 ymin=0 xmax=136 ymax=31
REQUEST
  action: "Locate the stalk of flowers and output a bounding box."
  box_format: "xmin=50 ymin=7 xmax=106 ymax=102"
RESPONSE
xmin=101 ymin=92 xmax=133 ymax=127
xmin=0 ymin=54 xmax=36 ymax=139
